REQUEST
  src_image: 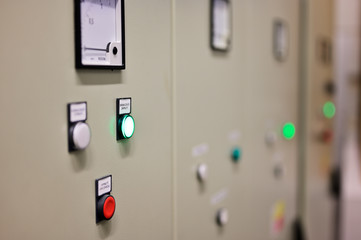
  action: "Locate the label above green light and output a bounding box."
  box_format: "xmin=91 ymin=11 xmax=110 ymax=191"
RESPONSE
xmin=282 ymin=122 xmax=296 ymax=140
xmin=323 ymin=101 xmax=336 ymax=119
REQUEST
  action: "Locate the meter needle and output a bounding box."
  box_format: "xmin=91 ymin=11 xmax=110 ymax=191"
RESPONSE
xmin=84 ymin=47 xmax=107 ymax=52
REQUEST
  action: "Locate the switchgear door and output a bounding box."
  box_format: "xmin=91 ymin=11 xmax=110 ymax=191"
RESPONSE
xmin=0 ymin=1 xmax=172 ymax=239
xmin=244 ymin=0 xmax=300 ymax=239
xmin=300 ymin=0 xmax=336 ymax=239
xmin=174 ymin=0 xmax=300 ymax=240
xmin=173 ymin=0 xmax=248 ymax=239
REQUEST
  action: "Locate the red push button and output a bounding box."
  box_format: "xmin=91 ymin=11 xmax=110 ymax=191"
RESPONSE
xmin=321 ymin=130 xmax=333 ymax=143
xmin=103 ymin=196 xmax=116 ymax=219
xmin=96 ymin=194 xmax=116 ymax=222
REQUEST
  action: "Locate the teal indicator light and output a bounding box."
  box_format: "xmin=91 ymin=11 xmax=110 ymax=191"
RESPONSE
xmin=323 ymin=101 xmax=336 ymax=119
xmin=231 ymin=147 xmax=242 ymax=163
xmin=119 ymin=115 xmax=135 ymax=139
xmin=282 ymin=122 xmax=296 ymax=140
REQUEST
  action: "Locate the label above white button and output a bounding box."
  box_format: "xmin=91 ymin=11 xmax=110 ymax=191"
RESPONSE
xmin=118 ymin=98 xmax=131 ymax=115
xmin=70 ymin=102 xmax=87 ymax=123
xmin=97 ymin=176 xmax=112 ymax=197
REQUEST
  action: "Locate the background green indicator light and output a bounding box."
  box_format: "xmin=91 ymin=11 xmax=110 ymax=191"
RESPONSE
xmin=231 ymin=147 xmax=242 ymax=163
xmin=323 ymin=101 xmax=336 ymax=119
xmin=283 ymin=122 xmax=296 ymax=140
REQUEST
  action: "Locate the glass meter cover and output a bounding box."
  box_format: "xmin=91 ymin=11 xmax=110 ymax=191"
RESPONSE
xmin=75 ymin=0 xmax=125 ymax=69
xmin=211 ymin=0 xmax=231 ymax=51
xmin=273 ymin=19 xmax=289 ymax=61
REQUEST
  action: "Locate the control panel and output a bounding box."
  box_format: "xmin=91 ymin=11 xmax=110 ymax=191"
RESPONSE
xmin=0 ymin=1 xmax=333 ymax=240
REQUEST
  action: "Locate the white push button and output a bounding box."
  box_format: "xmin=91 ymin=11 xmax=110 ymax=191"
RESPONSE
xmin=197 ymin=163 xmax=208 ymax=182
xmin=216 ymin=208 xmax=229 ymax=226
xmin=72 ymin=122 xmax=91 ymax=150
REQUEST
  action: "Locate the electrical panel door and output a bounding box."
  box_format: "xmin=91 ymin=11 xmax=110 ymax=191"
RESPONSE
xmin=301 ymin=0 xmax=336 ymax=239
xmin=243 ymin=1 xmax=300 ymax=239
xmin=0 ymin=1 xmax=172 ymax=239
xmin=173 ymin=0 xmax=248 ymax=239
xmin=174 ymin=0 xmax=300 ymax=239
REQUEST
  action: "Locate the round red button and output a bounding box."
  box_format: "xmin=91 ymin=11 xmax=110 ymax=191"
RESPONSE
xmin=322 ymin=130 xmax=333 ymax=143
xmin=103 ymin=196 xmax=116 ymax=219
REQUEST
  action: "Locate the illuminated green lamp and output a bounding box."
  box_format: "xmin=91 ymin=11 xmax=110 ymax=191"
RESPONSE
xmin=323 ymin=101 xmax=336 ymax=119
xmin=282 ymin=122 xmax=296 ymax=140
xmin=231 ymin=147 xmax=242 ymax=163
xmin=119 ymin=115 xmax=135 ymax=139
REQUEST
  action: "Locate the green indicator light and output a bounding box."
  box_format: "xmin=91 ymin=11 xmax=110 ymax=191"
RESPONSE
xmin=323 ymin=101 xmax=336 ymax=119
xmin=282 ymin=122 xmax=296 ymax=140
xmin=121 ymin=115 xmax=135 ymax=139
xmin=231 ymin=147 xmax=242 ymax=163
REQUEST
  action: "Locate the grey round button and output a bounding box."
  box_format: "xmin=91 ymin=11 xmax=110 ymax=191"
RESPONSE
xmin=72 ymin=122 xmax=91 ymax=150
xmin=216 ymin=208 xmax=229 ymax=226
xmin=197 ymin=163 xmax=208 ymax=182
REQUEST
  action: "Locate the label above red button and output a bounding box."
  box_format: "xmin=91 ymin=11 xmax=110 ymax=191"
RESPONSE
xmin=97 ymin=176 xmax=112 ymax=197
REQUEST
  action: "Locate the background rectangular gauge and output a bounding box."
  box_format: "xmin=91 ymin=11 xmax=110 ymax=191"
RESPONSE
xmin=317 ymin=37 xmax=332 ymax=65
xmin=210 ymin=0 xmax=232 ymax=51
xmin=74 ymin=0 xmax=125 ymax=69
xmin=273 ymin=19 xmax=289 ymax=62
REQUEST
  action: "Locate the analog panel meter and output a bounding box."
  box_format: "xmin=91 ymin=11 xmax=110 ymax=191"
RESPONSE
xmin=273 ymin=19 xmax=289 ymax=61
xmin=210 ymin=0 xmax=231 ymax=51
xmin=75 ymin=0 xmax=125 ymax=69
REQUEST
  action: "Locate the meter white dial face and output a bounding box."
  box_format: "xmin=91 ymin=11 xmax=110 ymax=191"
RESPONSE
xmin=81 ymin=0 xmax=116 ymax=65
xmin=76 ymin=0 xmax=124 ymax=68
